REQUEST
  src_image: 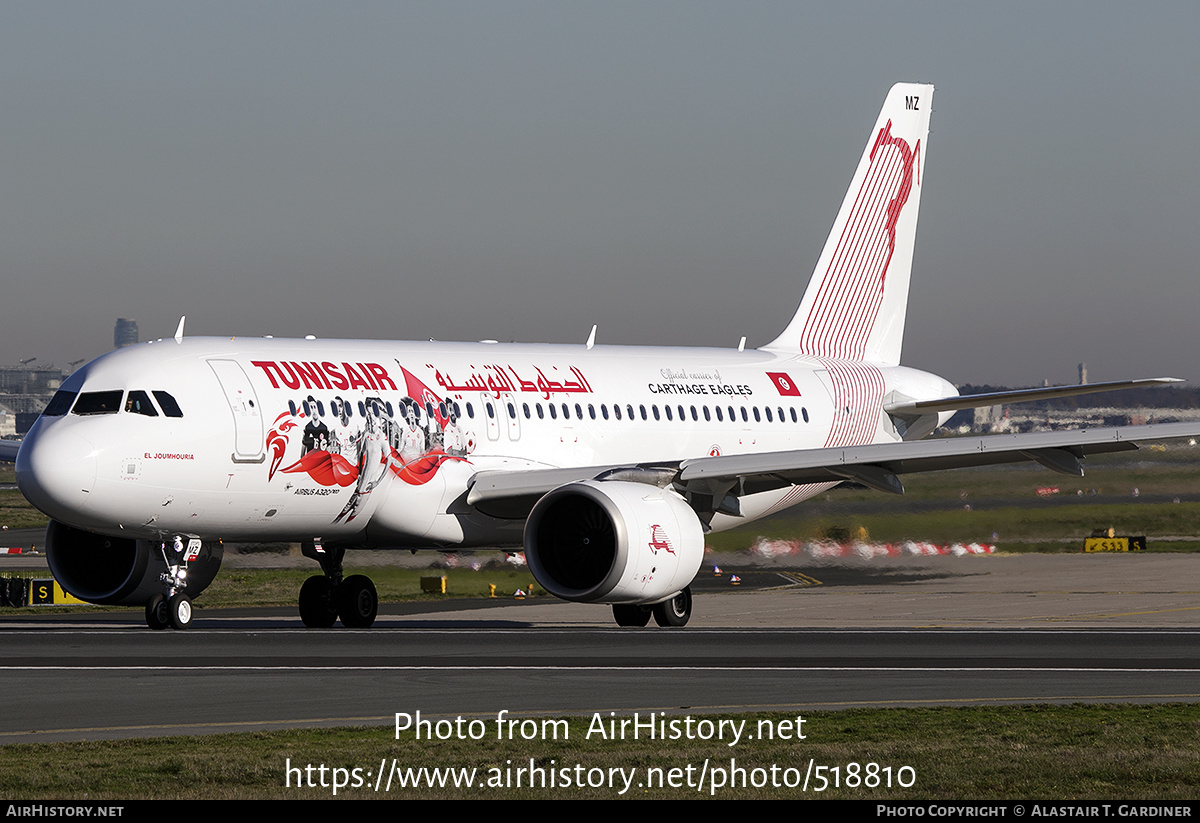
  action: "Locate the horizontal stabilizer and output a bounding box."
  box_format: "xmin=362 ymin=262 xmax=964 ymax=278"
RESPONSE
xmin=0 ymin=440 xmax=20 ymax=463
xmin=884 ymin=378 xmax=1183 ymax=416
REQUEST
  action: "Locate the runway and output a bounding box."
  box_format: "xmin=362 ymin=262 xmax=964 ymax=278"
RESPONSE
xmin=2 ymin=553 xmax=1200 ymax=743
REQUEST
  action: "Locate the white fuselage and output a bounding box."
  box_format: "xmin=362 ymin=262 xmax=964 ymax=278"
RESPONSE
xmin=16 ymin=335 xmax=955 ymax=549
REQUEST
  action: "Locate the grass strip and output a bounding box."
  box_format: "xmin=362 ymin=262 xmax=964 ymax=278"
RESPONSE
xmin=1 ymin=704 xmax=1198 ymax=799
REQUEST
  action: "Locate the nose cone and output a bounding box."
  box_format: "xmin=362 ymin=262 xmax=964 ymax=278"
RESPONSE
xmin=16 ymin=426 xmax=99 ymax=522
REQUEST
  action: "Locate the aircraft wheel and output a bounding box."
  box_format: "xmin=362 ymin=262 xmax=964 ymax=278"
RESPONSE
xmin=145 ymin=595 xmax=170 ymax=630
xmin=612 ymin=604 xmax=652 ymax=627
xmin=337 ymin=575 xmax=378 ymax=628
xmin=168 ymin=593 xmax=193 ymax=630
xmin=652 ymin=587 xmax=692 ymax=628
xmin=299 ymin=575 xmax=338 ymax=628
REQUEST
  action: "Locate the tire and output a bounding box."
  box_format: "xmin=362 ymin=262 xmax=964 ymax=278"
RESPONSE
xmin=652 ymin=587 xmax=692 ymax=628
xmin=299 ymin=575 xmax=338 ymax=628
xmin=612 ymin=604 xmax=652 ymax=627
xmin=337 ymin=575 xmax=378 ymax=628
xmin=145 ymin=595 xmax=170 ymax=630
xmin=168 ymin=593 xmax=193 ymax=630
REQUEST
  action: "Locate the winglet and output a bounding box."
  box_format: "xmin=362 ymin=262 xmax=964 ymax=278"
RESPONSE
xmin=173 ymin=316 xmax=186 ymax=344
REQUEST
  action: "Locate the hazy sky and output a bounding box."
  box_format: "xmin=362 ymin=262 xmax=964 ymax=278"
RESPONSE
xmin=2 ymin=2 xmax=1198 ymax=386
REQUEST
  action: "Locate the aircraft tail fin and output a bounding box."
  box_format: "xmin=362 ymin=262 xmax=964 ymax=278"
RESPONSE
xmin=765 ymin=83 xmax=933 ymax=365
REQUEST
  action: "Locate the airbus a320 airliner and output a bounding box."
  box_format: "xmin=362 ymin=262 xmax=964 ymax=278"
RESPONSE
xmin=15 ymin=84 xmax=1200 ymax=630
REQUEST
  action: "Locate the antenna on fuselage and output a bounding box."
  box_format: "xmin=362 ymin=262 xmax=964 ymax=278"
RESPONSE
xmin=738 ymin=336 xmax=746 ymax=352
xmin=173 ymin=316 xmax=186 ymax=344
xmin=585 ymin=325 xmax=597 ymax=350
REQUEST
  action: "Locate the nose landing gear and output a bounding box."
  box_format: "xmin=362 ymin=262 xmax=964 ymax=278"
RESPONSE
xmin=144 ymin=536 xmax=197 ymax=630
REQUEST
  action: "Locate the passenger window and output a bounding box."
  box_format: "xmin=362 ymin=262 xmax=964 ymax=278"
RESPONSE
xmin=126 ymin=390 xmax=159 ymax=417
xmin=72 ymin=390 xmax=123 ymax=415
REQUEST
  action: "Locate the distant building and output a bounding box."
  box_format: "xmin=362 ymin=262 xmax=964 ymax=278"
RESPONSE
xmin=0 ymin=364 xmax=62 ymax=433
xmin=114 ymin=318 xmax=138 ymax=348
xmin=0 ymin=402 xmax=15 ymax=438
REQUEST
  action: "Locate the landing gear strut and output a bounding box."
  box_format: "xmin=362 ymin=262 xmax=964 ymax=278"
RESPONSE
xmin=143 ymin=536 xmax=196 ymax=630
xmin=299 ymin=541 xmax=379 ymax=628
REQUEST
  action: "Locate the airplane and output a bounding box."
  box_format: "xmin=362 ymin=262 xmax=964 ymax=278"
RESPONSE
xmin=13 ymin=83 xmax=1200 ymax=631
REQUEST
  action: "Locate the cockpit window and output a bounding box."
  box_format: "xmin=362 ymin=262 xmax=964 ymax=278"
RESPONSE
xmin=43 ymin=390 xmax=78 ymax=417
xmin=72 ymin=390 xmax=123 ymax=415
xmin=152 ymin=391 xmax=184 ymax=418
xmin=125 ymin=390 xmax=159 ymax=417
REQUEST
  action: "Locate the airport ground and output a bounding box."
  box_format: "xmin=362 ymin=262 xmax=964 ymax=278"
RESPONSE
xmin=1 ymin=450 xmax=1199 ymax=799
xmin=1 ymin=550 xmax=1199 ymax=799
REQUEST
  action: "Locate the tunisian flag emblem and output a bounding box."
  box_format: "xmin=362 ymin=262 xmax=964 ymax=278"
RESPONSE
xmin=766 ymin=372 xmax=802 ymax=396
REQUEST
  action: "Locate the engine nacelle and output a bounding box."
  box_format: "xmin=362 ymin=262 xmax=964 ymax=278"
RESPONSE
xmin=523 ymin=480 xmax=703 ymax=605
xmin=45 ymin=520 xmax=223 ymax=606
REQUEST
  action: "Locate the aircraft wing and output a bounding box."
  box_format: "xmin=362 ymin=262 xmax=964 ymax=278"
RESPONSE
xmin=466 ymin=421 xmax=1200 ymax=518
xmin=0 ymin=440 xmax=20 ymax=463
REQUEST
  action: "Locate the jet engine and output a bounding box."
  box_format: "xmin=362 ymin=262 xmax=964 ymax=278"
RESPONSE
xmin=45 ymin=520 xmax=223 ymax=606
xmin=523 ymin=480 xmax=703 ymax=605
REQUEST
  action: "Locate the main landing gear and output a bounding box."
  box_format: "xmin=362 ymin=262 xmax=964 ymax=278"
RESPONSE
xmin=611 ymin=586 xmax=692 ymax=628
xmin=299 ymin=541 xmax=379 ymax=628
xmin=145 ymin=537 xmax=196 ymax=630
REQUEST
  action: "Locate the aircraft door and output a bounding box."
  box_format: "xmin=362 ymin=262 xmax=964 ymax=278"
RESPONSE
xmin=208 ymin=360 xmax=265 ymax=462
